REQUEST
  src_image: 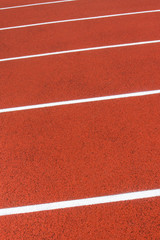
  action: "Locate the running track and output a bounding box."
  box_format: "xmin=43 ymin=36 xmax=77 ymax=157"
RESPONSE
xmin=0 ymin=0 xmax=160 ymax=239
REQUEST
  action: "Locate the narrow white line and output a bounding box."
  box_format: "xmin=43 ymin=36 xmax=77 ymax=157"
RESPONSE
xmin=0 ymin=0 xmax=75 ymax=10
xmin=1 ymin=9 xmax=160 ymax=31
xmin=0 ymin=90 xmax=160 ymax=114
xmin=0 ymin=40 xmax=160 ymax=62
xmin=0 ymin=189 xmax=159 ymax=216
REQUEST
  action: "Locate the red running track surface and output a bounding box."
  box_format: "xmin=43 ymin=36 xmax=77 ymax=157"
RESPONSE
xmin=0 ymin=45 xmax=160 ymax=109
xmin=1 ymin=13 xmax=160 ymax=58
xmin=0 ymin=198 xmax=160 ymax=239
xmin=1 ymin=0 xmax=160 ymax=28
xmin=1 ymin=95 xmax=160 ymax=208
xmin=0 ymin=0 xmax=160 ymax=239
xmin=0 ymin=0 xmax=64 ymax=7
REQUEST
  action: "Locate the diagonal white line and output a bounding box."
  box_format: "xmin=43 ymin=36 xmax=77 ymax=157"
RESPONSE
xmin=0 ymin=189 xmax=159 ymax=216
xmin=0 ymin=0 xmax=75 ymax=10
xmin=1 ymin=9 xmax=160 ymax=31
xmin=0 ymin=90 xmax=160 ymax=114
xmin=0 ymin=40 xmax=160 ymax=62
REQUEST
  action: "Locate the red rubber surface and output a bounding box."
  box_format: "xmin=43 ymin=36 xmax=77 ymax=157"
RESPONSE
xmin=0 ymin=44 xmax=160 ymax=109
xmin=1 ymin=95 xmax=160 ymax=208
xmin=0 ymin=0 xmax=62 ymax=7
xmin=1 ymin=0 xmax=160 ymax=239
xmin=1 ymin=0 xmax=160 ymax=28
xmin=1 ymin=198 xmax=160 ymax=239
xmin=1 ymin=13 xmax=160 ymax=59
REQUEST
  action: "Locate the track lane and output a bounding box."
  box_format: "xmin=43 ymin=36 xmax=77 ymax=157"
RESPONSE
xmin=1 ymin=95 xmax=160 ymax=208
xmin=0 ymin=0 xmax=69 ymax=8
xmin=1 ymin=0 xmax=160 ymax=28
xmin=1 ymin=0 xmax=160 ymax=239
xmin=1 ymin=12 xmax=160 ymax=59
xmin=0 ymin=45 xmax=160 ymax=109
xmin=0 ymin=0 xmax=75 ymax=11
xmin=1 ymin=10 xmax=160 ymax=31
xmin=0 ymin=194 xmax=160 ymax=239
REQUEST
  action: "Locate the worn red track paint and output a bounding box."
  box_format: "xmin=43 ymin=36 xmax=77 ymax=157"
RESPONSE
xmin=1 ymin=13 xmax=160 ymax=58
xmin=1 ymin=95 xmax=160 ymax=208
xmin=1 ymin=0 xmax=160 ymax=28
xmin=0 ymin=45 xmax=160 ymax=109
xmin=0 ymin=197 xmax=160 ymax=239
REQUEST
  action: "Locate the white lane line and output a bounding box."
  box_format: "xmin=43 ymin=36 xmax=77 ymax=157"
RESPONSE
xmin=1 ymin=9 xmax=160 ymax=31
xmin=0 ymin=40 xmax=160 ymax=62
xmin=0 ymin=189 xmax=159 ymax=216
xmin=0 ymin=90 xmax=160 ymax=114
xmin=0 ymin=0 xmax=75 ymax=10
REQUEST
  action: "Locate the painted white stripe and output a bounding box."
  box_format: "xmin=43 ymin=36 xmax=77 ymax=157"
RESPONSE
xmin=1 ymin=40 xmax=160 ymax=62
xmin=1 ymin=9 xmax=160 ymax=31
xmin=0 ymin=90 xmax=160 ymax=114
xmin=0 ymin=0 xmax=75 ymax=10
xmin=0 ymin=189 xmax=159 ymax=216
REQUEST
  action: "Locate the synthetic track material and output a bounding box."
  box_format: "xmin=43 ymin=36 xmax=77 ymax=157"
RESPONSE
xmin=0 ymin=0 xmax=75 ymax=10
xmin=1 ymin=40 xmax=160 ymax=62
xmin=0 ymin=189 xmax=159 ymax=216
xmin=1 ymin=9 xmax=160 ymax=31
xmin=1 ymin=96 xmax=160 ymax=209
xmin=0 ymin=90 xmax=160 ymax=113
xmin=1 ymin=45 xmax=160 ymax=109
xmin=1 ymin=0 xmax=160 ymax=28
xmin=1 ymin=0 xmax=160 ymax=238
xmin=1 ymin=198 xmax=160 ymax=239
xmin=1 ymin=12 xmax=160 ymax=59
